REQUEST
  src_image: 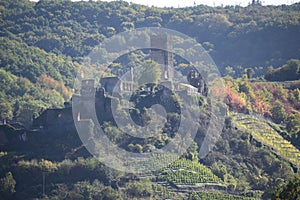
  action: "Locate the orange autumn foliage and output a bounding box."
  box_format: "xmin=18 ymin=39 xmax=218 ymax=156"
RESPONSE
xmin=225 ymin=86 xmax=246 ymax=111
xmin=211 ymin=80 xmax=247 ymax=112
xmin=37 ymin=74 xmax=72 ymax=100
xmin=253 ymin=99 xmax=270 ymax=116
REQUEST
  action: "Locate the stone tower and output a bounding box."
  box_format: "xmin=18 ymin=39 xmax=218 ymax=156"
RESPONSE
xmin=80 ymin=79 xmax=95 ymax=98
xmin=150 ymin=33 xmax=174 ymax=82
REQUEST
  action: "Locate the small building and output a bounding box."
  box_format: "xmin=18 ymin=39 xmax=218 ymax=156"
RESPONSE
xmin=100 ymin=77 xmax=134 ymax=95
xmin=176 ymin=83 xmax=199 ymax=96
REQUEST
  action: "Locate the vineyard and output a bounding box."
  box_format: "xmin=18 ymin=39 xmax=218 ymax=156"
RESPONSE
xmin=189 ymin=191 xmax=259 ymax=200
xmin=124 ymin=153 xmax=180 ymax=174
xmin=157 ymin=158 xmax=222 ymax=186
xmin=231 ymin=113 xmax=300 ymax=168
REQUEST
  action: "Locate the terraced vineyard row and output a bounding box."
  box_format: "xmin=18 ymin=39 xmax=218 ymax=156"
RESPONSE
xmin=189 ymin=191 xmax=259 ymax=200
xmin=124 ymin=153 xmax=180 ymax=174
xmin=157 ymin=158 xmax=222 ymax=185
xmin=231 ymin=112 xmax=300 ymax=168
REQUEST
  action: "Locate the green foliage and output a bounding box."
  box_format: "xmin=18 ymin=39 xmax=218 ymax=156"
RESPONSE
xmin=265 ymin=59 xmax=300 ymax=82
xmin=18 ymin=159 xmax=58 ymax=172
xmin=231 ymin=113 xmax=300 ymax=168
xmin=202 ymin=113 xmax=297 ymax=198
xmin=189 ymin=191 xmax=258 ymax=200
xmin=0 ymin=37 xmax=77 ymax=86
xmin=0 ymin=1 xmax=300 ymax=199
xmin=185 ymin=141 xmax=199 ymax=162
xmin=125 ymin=179 xmax=152 ymax=198
xmin=137 ymin=60 xmax=162 ymax=86
xmin=100 ymin=187 xmax=123 ymax=200
xmin=271 ymin=100 xmax=287 ymax=123
xmin=0 ymin=172 xmax=16 ymax=199
xmin=157 ymin=158 xmax=222 ymax=185
xmin=1 ymin=0 xmax=300 ymax=77
xmin=286 ymin=114 xmax=300 ymax=149
xmin=41 ymin=181 xmax=122 ymax=200
xmin=0 ymin=68 xmax=69 ymax=125
xmin=103 ymin=122 xmax=123 ymax=143
xmin=293 ymin=89 xmax=300 ymax=101
xmin=272 ymin=174 xmax=300 ymax=200
xmin=225 ymin=66 xmax=235 ymax=77
xmin=224 ymin=173 xmax=238 ymax=191
xmin=0 ymin=154 xmax=126 ymax=199
xmin=246 ymin=68 xmax=255 ymax=79
xmin=0 ymin=102 xmax=13 ymax=121
xmin=224 ymin=77 xmax=300 ymax=125
xmin=211 ymin=161 xmax=227 ymax=180
xmin=152 ymin=184 xmax=173 ymax=199
xmin=286 ymin=114 xmax=300 ymax=135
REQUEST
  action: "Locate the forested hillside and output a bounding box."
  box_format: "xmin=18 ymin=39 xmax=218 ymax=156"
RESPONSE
xmin=1 ymin=0 xmax=300 ymax=71
xmin=0 ymin=0 xmax=300 ymax=199
xmin=0 ymin=0 xmax=300 ymax=122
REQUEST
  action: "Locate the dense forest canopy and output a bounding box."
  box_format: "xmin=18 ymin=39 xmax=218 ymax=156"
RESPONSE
xmin=1 ymin=0 xmax=300 ymax=70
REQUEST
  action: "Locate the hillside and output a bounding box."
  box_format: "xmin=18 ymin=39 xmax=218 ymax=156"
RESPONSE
xmin=231 ymin=112 xmax=300 ymax=168
xmin=0 ymin=0 xmax=300 ymax=132
xmin=0 ymin=0 xmax=300 ymax=199
xmin=0 ymin=106 xmax=298 ymax=199
xmin=1 ymin=0 xmax=300 ymax=73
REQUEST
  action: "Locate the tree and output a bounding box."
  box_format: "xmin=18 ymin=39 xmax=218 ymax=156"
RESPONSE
xmin=224 ymin=174 xmax=237 ymax=192
xmin=125 ymin=179 xmax=152 ymax=198
xmin=265 ymin=59 xmax=300 ymax=81
xmin=246 ymin=68 xmax=254 ymax=79
xmin=137 ymin=60 xmax=161 ymax=89
xmin=100 ymin=187 xmax=122 ymax=200
xmin=286 ymin=114 xmax=300 ymax=149
xmin=185 ymin=141 xmax=199 ymax=162
xmin=271 ymin=100 xmax=287 ymax=123
xmin=0 ymin=172 xmax=16 ymax=199
xmin=15 ymin=98 xmax=48 ymax=128
xmin=225 ymin=66 xmax=235 ymax=77
xmin=272 ymin=174 xmax=300 ymax=200
xmin=293 ymin=89 xmax=300 ymax=101
xmin=286 ymin=114 xmax=300 ymax=134
xmin=0 ymin=102 xmax=13 ymax=123
xmin=134 ymin=144 xmax=143 ymax=153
